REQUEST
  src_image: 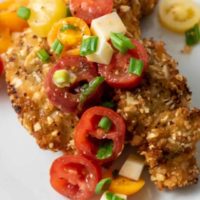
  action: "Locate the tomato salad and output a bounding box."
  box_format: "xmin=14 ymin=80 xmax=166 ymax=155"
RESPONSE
xmin=2 ymin=0 xmax=150 ymax=199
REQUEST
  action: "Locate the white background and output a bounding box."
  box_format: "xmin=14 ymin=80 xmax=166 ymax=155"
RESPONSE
xmin=0 ymin=0 xmax=200 ymax=200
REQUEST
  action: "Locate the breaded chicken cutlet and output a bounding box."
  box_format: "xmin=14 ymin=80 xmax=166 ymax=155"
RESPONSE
xmin=3 ymin=0 xmax=158 ymax=151
xmin=3 ymin=0 xmax=200 ymax=192
xmin=116 ymin=40 xmax=200 ymax=189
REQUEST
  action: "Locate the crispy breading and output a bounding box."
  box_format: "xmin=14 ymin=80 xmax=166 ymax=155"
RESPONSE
xmin=3 ymin=29 xmax=78 ymax=151
xmin=145 ymin=108 xmax=200 ymax=189
xmin=114 ymin=0 xmax=158 ymax=38
xmin=116 ymin=39 xmax=200 ymax=189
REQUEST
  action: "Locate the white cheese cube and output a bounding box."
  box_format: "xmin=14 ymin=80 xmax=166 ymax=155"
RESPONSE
xmin=100 ymin=191 xmax=127 ymax=200
xmin=86 ymin=39 xmax=114 ymax=65
xmin=119 ymin=154 xmax=145 ymax=181
xmin=91 ymin=12 xmax=127 ymax=40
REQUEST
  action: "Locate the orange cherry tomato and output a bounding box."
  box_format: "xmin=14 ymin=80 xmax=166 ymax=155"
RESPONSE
xmin=0 ymin=28 xmax=11 ymax=54
xmin=48 ymin=17 xmax=91 ymax=55
xmin=0 ymin=11 xmax=28 ymax=32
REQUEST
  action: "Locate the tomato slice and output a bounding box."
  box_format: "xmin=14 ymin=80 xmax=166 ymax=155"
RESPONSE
xmin=69 ymin=0 xmax=113 ymax=24
xmin=48 ymin=17 xmax=91 ymax=56
xmin=44 ymin=56 xmax=102 ymax=114
xmin=98 ymin=39 xmax=149 ymax=89
xmin=0 ymin=57 xmax=4 ymax=75
xmin=159 ymin=0 xmax=200 ymax=33
xmin=50 ymin=155 xmax=102 ymax=200
xmin=74 ymin=106 xmax=126 ymax=164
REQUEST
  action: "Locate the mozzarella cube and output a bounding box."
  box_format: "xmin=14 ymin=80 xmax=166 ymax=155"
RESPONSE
xmin=86 ymin=38 xmax=114 ymax=65
xmin=100 ymin=191 xmax=127 ymax=200
xmin=91 ymin=12 xmax=127 ymax=40
xmin=119 ymin=155 xmax=145 ymax=181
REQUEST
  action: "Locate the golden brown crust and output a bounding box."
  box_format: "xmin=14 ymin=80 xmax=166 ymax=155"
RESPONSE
xmin=145 ymin=108 xmax=200 ymax=189
xmin=114 ymin=0 xmax=158 ymax=38
xmin=3 ymin=30 xmax=78 ymax=152
xmin=116 ymin=39 xmax=200 ymax=189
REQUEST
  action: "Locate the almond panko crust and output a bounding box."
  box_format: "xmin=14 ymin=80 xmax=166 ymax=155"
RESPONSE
xmin=116 ymin=39 xmax=200 ymax=189
xmin=3 ymin=1 xmax=158 ymax=152
xmin=114 ymin=0 xmax=158 ymax=38
xmin=3 ymin=29 xmax=79 ymax=152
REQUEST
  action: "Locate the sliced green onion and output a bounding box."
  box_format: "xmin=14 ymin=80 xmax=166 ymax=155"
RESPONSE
xmin=110 ymin=32 xmax=135 ymax=53
xmin=51 ymin=39 xmax=64 ymax=55
xmin=101 ymin=101 xmax=116 ymax=109
xmin=17 ymin=6 xmax=31 ymax=20
xmin=66 ymin=6 xmax=72 ymax=17
xmin=185 ymin=24 xmax=200 ymax=46
xmin=95 ymin=178 xmax=112 ymax=194
xmin=37 ymin=49 xmax=50 ymax=62
xmin=53 ymin=69 xmax=70 ymax=88
xmin=106 ymin=192 xmax=125 ymax=200
xmin=128 ymin=57 xmax=144 ymax=77
xmin=98 ymin=116 xmax=112 ymax=132
xmin=60 ymin=24 xmax=79 ymax=32
xmin=80 ymin=36 xmax=99 ymax=56
xmin=80 ymin=76 xmax=104 ymax=103
xmin=96 ymin=141 xmax=113 ymax=160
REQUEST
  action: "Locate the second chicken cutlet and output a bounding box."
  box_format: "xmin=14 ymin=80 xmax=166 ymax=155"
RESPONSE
xmin=116 ymin=39 xmax=200 ymax=189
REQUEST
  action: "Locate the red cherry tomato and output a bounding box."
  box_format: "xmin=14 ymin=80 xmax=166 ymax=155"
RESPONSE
xmin=0 ymin=57 xmax=4 ymax=75
xmin=74 ymin=106 xmax=126 ymax=164
xmin=50 ymin=154 xmax=102 ymax=200
xmin=45 ymin=56 xmax=101 ymax=114
xmin=98 ymin=39 xmax=149 ymax=89
xmin=69 ymin=0 xmax=113 ymax=24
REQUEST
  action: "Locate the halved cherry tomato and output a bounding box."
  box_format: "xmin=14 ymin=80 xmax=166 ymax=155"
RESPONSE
xmin=0 ymin=57 xmax=4 ymax=76
xmin=0 ymin=28 xmax=12 ymax=54
xmin=48 ymin=17 xmax=91 ymax=55
xmin=69 ymin=0 xmax=113 ymax=24
xmin=74 ymin=106 xmax=126 ymax=164
xmin=28 ymin=0 xmax=66 ymax=37
xmin=98 ymin=39 xmax=149 ymax=89
xmin=0 ymin=11 xmax=28 ymax=32
xmin=50 ymin=155 xmax=102 ymax=200
xmin=159 ymin=0 xmax=200 ymax=33
xmin=45 ymin=56 xmax=102 ymax=114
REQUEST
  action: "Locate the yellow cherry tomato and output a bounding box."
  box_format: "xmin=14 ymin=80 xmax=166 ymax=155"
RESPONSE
xmin=48 ymin=17 xmax=91 ymax=55
xmin=159 ymin=0 xmax=200 ymax=33
xmin=28 ymin=0 xmax=66 ymax=37
xmin=109 ymin=176 xmax=145 ymax=196
xmin=0 ymin=28 xmax=12 ymax=54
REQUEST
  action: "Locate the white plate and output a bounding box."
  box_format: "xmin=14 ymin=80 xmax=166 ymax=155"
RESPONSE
xmin=0 ymin=1 xmax=200 ymax=200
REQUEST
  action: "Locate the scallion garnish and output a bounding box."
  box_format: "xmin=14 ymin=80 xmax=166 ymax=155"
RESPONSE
xmin=51 ymin=39 xmax=64 ymax=55
xmin=60 ymin=24 xmax=79 ymax=32
xmin=37 ymin=49 xmax=50 ymax=62
xmin=128 ymin=57 xmax=144 ymax=77
xmin=185 ymin=24 xmax=200 ymax=46
xmin=106 ymin=192 xmax=125 ymax=200
xmin=17 ymin=6 xmax=31 ymax=20
xmin=101 ymin=101 xmax=116 ymax=109
xmin=110 ymin=32 xmax=135 ymax=53
xmin=95 ymin=178 xmax=112 ymax=194
xmin=80 ymin=36 xmax=99 ymax=56
xmin=98 ymin=116 xmax=112 ymax=132
xmin=80 ymin=76 xmax=104 ymax=103
xmin=96 ymin=141 xmax=113 ymax=160
xmin=53 ymin=69 xmax=70 ymax=88
xmin=66 ymin=6 xmax=72 ymax=17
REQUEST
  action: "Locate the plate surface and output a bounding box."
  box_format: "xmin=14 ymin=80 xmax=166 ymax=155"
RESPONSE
xmin=0 ymin=1 xmax=200 ymax=200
